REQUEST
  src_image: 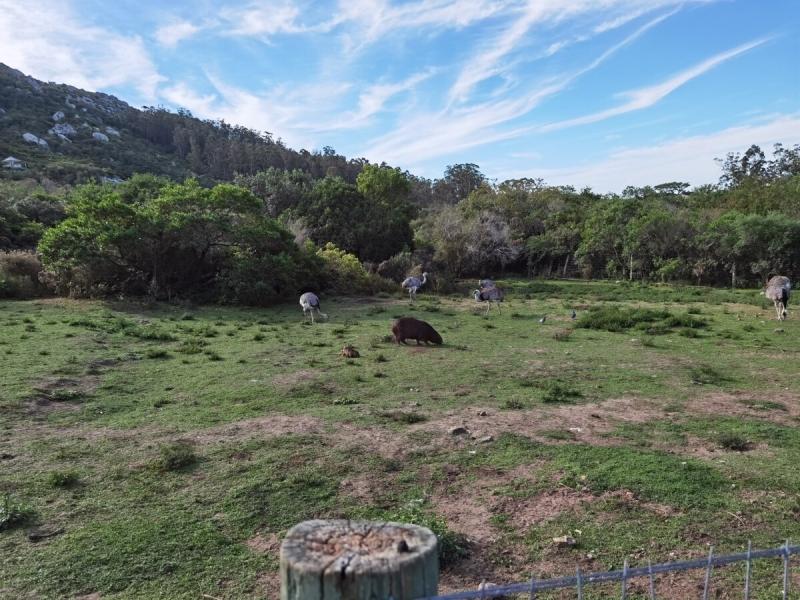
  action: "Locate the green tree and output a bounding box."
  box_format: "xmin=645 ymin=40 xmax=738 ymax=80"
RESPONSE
xmin=38 ymin=175 xmax=318 ymax=302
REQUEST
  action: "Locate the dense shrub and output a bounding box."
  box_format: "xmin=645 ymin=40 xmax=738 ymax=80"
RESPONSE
xmin=376 ymin=251 xmax=415 ymax=283
xmin=37 ymin=175 xmax=322 ymax=304
xmin=0 ymin=250 xmax=49 ymax=298
xmin=316 ymin=243 xmax=393 ymax=295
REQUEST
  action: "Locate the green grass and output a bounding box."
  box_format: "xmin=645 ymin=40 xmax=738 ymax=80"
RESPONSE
xmin=1 ymin=280 xmax=800 ymax=598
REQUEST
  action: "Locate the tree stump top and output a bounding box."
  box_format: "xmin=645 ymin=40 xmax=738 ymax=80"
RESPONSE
xmin=281 ymin=519 xmax=439 ymax=599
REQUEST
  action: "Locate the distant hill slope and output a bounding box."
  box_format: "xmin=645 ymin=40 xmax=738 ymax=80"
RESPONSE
xmin=0 ymin=64 xmax=366 ymax=185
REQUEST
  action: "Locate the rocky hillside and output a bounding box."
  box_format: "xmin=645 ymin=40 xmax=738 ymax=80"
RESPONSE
xmin=0 ymin=64 xmax=366 ymax=185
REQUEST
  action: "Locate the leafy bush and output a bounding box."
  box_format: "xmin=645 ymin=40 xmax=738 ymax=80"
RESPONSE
xmin=155 ymin=442 xmax=197 ymax=471
xmin=0 ymin=250 xmax=49 ymax=298
xmin=0 ymin=494 xmax=35 ymax=531
xmin=47 ymin=470 xmax=80 ymax=488
xmin=540 ymin=381 xmax=583 ymax=404
xmin=718 ymin=433 xmax=751 ymax=451
xmin=376 ymin=251 xmax=415 ymax=283
xmin=316 ymin=243 xmax=393 ymax=295
xmin=38 ymin=176 xmax=322 ymax=304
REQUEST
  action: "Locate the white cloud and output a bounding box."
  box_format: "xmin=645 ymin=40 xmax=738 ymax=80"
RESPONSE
xmin=446 ymin=0 xmax=704 ymax=104
xmin=0 ymin=0 xmax=164 ymax=101
xmin=501 ymin=114 xmax=800 ymax=192
xmin=363 ymin=9 xmax=678 ymax=165
xmin=155 ymin=21 xmax=202 ymax=48
xmin=221 ymin=1 xmax=306 ymax=37
xmin=162 ymin=74 xmax=352 ymax=149
xmin=330 ymin=69 xmax=437 ymax=129
xmin=218 ymin=0 xmax=515 ymax=46
xmin=541 ymin=37 xmax=770 ymax=132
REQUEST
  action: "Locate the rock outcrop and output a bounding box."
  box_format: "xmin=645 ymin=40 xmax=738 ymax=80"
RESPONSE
xmin=49 ymin=123 xmax=77 ymax=138
xmin=52 ymin=110 xmax=65 ymax=122
xmin=92 ymin=131 xmax=109 ymax=143
xmin=22 ymin=132 xmax=48 ymax=148
xmin=104 ymin=126 xmax=120 ymax=137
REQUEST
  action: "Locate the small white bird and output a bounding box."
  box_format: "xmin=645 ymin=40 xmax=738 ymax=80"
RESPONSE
xmin=539 ymin=316 xmax=547 ymax=324
xmin=299 ymin=292 xmax=328 ymax=324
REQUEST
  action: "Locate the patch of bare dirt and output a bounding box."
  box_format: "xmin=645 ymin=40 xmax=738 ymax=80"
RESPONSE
xmin=500 ymin=487 xmax=595 ymax=530
xmin=188 ymin=414 xmax=324 ymax=445
xmin=271 ymin=369 xmax=319 ymax=388
xmin=410 ymin=396 xmax=665 ymax=448
xmin=253 ymin=571 xmax=281 ymax=598
xmin=686 ymin=391 xmax=800 ymax=425
xmin=246 ymin=532 xmax=280 ymax=554
xmin=24 ymin=374 xmax=101 ymax=415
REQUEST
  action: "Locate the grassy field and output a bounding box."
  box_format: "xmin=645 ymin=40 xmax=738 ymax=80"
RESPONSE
xmin=1 ymin=279 xmax=799 ymax=599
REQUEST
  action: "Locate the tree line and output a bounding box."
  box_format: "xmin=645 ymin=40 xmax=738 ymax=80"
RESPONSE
xmin=1 ymin=142 xmax=799 ymax=301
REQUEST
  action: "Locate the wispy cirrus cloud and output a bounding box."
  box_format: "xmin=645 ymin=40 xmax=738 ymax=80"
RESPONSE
xmin=446 ymin=0 xmax=711 ymax=105
xmin=154 ymin=20 xmax=202 ymax=48
xmin=162 ymin=72 xmax=356 ymax=148
xmin=540 ymin=37 xmax=770 ymax=132
xmin=0 ymin=0 xmax=164 ymax=101
xmin=326 ymin=68 xmax=437 ymax=130
xmin=364 ymin=8 xmax=682 ymax=165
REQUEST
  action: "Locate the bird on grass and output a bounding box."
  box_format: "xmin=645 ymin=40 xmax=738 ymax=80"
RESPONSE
xmin=401 ymin=272 xmax=428 ymax=303
xmin=571 ymin=309 xmax=577 ymax=320
xmin=539 ymin=315 xmax=547 ymax=324
xmin=299 ymin=292 xmax=328 ymax=324
xmin=473 ymin=286 xmax=505 ymax=315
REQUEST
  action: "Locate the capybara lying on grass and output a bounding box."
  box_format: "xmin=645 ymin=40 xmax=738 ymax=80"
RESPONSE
xmin=391 ymin=317 xmax=443 ymax=345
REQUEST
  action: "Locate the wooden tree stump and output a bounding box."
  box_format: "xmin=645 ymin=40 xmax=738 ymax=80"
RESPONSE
xmin=280 ymin=519 xmax=439 ymax=600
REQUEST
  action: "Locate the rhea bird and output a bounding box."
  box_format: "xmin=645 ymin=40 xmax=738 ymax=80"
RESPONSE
xmin=298 ymin=292 xmax=328 ymax=323
xmin=401 ymin=272 xmax=428 ymax=303
xmin=764 ymin=275 xmax=791 ymax=320
xmin=473 ymin=286 xmax=505 ymax=314
xmin=478 ymin=278 xmax=496 ymax=289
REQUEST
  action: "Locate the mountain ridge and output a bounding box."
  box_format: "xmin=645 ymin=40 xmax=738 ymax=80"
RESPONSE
xmin=0 ymin=63 xmax=367 ymax=185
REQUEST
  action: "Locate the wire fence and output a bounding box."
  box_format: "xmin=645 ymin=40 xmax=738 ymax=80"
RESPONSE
xmin=416 ymin=541 xmax=798 ymax=600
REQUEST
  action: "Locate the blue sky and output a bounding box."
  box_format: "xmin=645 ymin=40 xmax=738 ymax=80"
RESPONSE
xmin=1 ymin=0 xmax=798 ymax=191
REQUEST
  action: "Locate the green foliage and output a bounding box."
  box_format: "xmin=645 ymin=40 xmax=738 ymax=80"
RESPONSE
xmin=539 ymin=381 xmax=583 ymax=404
xmin=47 ymin=470 xmax=80 ymax=488
xmin=576 ymin=305 xmax=706 ymax=333
xmin=0 ymin=250 xmax=49 ymax=298
xmin=37 ymin=176 xmax=320 ymax=303
xmin=0 ymin=494 xmax=35 ymax=531
xmin=155 ymin=442 xmax=197 ymax=472
xmin=316 ymin=243 xmax=391 ymax=294
xmin=289 ymin=174 xmax=414 ymax=263
xmin=718 ymin=433 xmax=751 ymax=452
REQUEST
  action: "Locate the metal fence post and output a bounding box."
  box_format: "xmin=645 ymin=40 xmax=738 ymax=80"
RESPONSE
xmin=702 ymin=546 xmax=715 ymax=600
xmin=783 ymin=540 xmax=791 ymax=600
xmin=576 ymin=567 xmax=583 ymax=600
xmin=744 ymin=541 xmax=752 ymax=600
xmin=647 ymin=560 xmax=656 ymax=600
xmin=621 ymin=559 xmax=629 ymax=600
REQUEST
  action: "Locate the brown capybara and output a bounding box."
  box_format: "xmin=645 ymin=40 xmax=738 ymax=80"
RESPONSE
xmin=391 ymin=317 xmax=443 ymax=346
